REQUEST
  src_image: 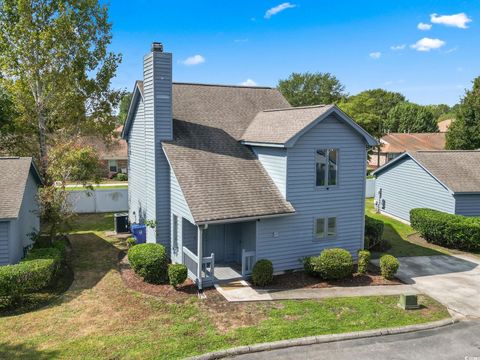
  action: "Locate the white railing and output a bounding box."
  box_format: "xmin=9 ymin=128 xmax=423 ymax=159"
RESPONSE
xmin=182 ymin=247 xmax=215 ymax=287
xmin=182 ymin=246 xmax=198 ymax=279
xmin=242 ymin=249 xmax=256 ymax=277
xmin=202 ymin=253 xmax=215 ymax=285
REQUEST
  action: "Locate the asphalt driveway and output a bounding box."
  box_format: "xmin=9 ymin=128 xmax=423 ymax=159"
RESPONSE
xmin=393 ymin=254 xmax=480 ymax=318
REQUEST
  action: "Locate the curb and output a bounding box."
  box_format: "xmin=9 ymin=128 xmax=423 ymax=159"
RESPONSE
xmin=187 ymin=317 xmax=458 ymax=360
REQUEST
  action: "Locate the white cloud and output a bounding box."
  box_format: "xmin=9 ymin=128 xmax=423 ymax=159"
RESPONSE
xmin=369 ymin=51 xmax=381 ymax=59
xmin=430 ymin=13 xmax=472 ymax=29
xmin=417 ymin=22 xmax=432 ymax=30
xmin=390 ymin=44 xmax=406 ymax=51
xmin=181 ymin=54 xmax=205 ymax=66
xmin=240 ymin=79 xmax=258 ymax=86
xmin=264 ymin=2 xmax=296 ymax=19
xmin=411 ymin=37 xmax=446 ymax=52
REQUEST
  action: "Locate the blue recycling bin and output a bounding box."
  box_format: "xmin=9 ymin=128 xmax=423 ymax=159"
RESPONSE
xmin=131 ymin=224 xmax=147 ymax=244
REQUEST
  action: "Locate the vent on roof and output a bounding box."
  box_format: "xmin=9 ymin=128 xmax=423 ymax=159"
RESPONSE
xmin=151 ymin=42 xmax=163 ymax=52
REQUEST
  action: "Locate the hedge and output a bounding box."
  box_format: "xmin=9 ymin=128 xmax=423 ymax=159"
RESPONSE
xmin=168 ymin=264 xmax=188 ymax=288
xmin=364 ymin=216 xmax=384 ymax=249
xmin=311 ymin=248 xmax=354 ymax=280
xmin=251 ymin=259 xmax=273 ymax=287
xmin=379 ymin=255 xmax=400 ymax=279
xmin=357 ymin=250 xmax=371 ymax=274
xmin=128 ymin=243 xmax=168 ymax=284
xmin=410 ymin=208 xmax=480 ymax=252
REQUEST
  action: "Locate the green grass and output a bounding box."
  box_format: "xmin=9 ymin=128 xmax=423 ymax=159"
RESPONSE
xmin=0 ymin=213 xmax=450 ymax=359
xmin=365 ymin=199 xmax=447 ymax=257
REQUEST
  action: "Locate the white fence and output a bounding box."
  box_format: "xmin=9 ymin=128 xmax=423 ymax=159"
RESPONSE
xmin=365 ymin=178 xmax=375 ymax=198
xmin=67 ymin=188 xmax=128 ymax=213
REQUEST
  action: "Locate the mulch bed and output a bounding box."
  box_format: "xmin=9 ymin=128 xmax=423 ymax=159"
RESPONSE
xmin=118 ymin=252 xmax=197 ymax=302
xmin=252 ymin=264 xmax=403 ymax=290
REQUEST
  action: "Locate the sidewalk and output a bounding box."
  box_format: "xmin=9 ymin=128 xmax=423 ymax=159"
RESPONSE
xmin=215 ymin=280 xmax=419 ymax=302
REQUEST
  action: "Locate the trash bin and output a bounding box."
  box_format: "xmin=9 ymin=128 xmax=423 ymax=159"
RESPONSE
xmin=131 ymin=224 xmax=147 ymax=244
xmin=114 ymin=213 xmax=129 ymax=234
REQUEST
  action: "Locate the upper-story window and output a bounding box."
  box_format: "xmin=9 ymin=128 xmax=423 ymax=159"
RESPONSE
xmin=316 ymin=149 xmax=338 ymax=187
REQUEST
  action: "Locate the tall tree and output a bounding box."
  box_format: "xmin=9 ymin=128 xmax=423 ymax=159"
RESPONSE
xmin=385 ymin=103 xmax=438 ymax=133
xmin=338 ymin=89 xmax=406 ymax=138
xmin=446 ymin=77 xmax=480 ymax=150
xmin=0 ymin=0 xmax=123 ymax=178
xmin=118 ymin=92 xmax=132 ymax=124
xmin=277 ymin=72 xmax=347 ymax=106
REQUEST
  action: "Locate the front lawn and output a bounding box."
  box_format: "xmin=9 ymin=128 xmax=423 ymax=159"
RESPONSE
xmin=365 ymin=199 xmax=447 ymax=257
xmin=0 ymin=213 xmax=450 ymax=359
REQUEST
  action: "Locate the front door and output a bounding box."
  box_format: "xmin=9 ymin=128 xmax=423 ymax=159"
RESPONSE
xmin=203 ymin=224 xmax=225 ymax=263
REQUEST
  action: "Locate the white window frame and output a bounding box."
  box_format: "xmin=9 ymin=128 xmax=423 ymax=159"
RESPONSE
xmin=172 ymin=214 xmax=179 ymax=252
xmin=315 ymin=148 xmax=339 ymax=188
xmin=314 ymin=216 xmax=337 ymax=240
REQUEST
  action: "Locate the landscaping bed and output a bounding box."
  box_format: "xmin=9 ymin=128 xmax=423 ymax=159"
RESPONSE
xmin=252 ymin=264 xmax=403 ymax=290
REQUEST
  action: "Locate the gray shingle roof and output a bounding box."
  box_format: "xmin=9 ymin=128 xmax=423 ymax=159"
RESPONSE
xmin=0 ymin=157 xmax=40 ymax=219
xmin=241 ymin=105 xmax=334 ymax=145
xmin=410 ymin=151 xmax=480 ymax=193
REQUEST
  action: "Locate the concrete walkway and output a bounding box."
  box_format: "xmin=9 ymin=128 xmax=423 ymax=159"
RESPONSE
xmin=215 ymin=281 xmax=418 ymax=302
xmin=376 ymin=254 xmax=480 ymax=318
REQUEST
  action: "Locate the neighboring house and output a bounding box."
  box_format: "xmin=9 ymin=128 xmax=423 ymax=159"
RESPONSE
xmin=0 ymin=157 xmax=42 ymax=265
xmin=373 ymin=151 xmax=480 ymax=222
xmin=369 ymin=132 xmax=446 ymax=169
xmin=122 ymin=42 xmax=378 ymax=289
xmin=438 ymin=118 xmax=454 ymax=133
xmin=78 ymin=126 xmax=128 ymax=178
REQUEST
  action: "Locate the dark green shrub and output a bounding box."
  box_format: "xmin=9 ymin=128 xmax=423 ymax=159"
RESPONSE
xmin=312 ymin=248 xmax=354 ymax=280
xmin=364 ymin=216 xmax=384 ymax=249
xmin=357 ymin=250 xmax=371 ymax=274
xmin=251 ymin=259 xmax=273 ymax=287
xmin=302 ymin=257 xmax=317 ymax=276
xmin=128 ymin=243 xmax=168 ymax=284
xmin=168 ymin=264 xmax=188 ymax=288
xmin=115 ymin=173 xmax=128 ymax=181
xmin=410 ymin=208 xmax=480 ymax=251
xmin=379 ymin=255 xmax=400 ymax=279
xmin=126 ymin=237 xmax=136 ymax=248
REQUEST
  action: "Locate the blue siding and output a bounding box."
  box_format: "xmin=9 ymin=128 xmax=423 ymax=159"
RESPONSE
xmin=454 ymin=194 xmax=480 ymax=216
xmin=256 ymin=114 xmax=367 ymax=272
xmin=375 ymin=157 xmax=455 ymax=221
xmin=252 ymin=147 xmax=287 ymax=197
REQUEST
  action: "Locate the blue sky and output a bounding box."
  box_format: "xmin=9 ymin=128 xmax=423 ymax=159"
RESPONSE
xmin=107 ymin=0 xmax=479 ymax=105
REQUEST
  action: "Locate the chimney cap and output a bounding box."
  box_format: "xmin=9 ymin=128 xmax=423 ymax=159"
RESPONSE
xmin=151 ymin=42 xmax=163 ymax=52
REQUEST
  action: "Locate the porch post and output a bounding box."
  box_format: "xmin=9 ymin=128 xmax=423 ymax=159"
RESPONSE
xmin=197 ymin=225 xmax=203 ymax=290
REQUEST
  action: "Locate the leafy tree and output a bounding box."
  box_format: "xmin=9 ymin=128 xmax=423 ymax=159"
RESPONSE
xmin=38 ymin=141 xmax=101 ymax=242
xmin=385 ymin=103 xmax=438 ymax=133
xmin=446 ymin=77 xmax=480 ymax=150
xmin=0 ymin=0 xmax=123 ymax=177
xmin=338 ymin=89 xmax=406 ymax=138
xmin=277 ymin=72 xmax=347 ymax=106
xmin=118 ymin=92 xmax=133 ymax=124
xmin=425 ymin=104 xmax=451 ymax=121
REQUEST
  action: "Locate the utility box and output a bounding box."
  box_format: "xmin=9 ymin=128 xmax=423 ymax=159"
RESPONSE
xmin=114 ymin=213 xmax=129 ymax=234
xmin=398 ymin=294 xmax=420 ymax=310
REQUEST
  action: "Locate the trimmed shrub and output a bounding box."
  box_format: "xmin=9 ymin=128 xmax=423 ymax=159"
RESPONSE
xmin=302 ymin=257 xmax=317 ymax=276
xmin=379 ymin=255 xmax=400 ymax=279
xmin=357 ymin=250 xmax=371 ymax=274
xmin=168 ymin=264 xmax=188 ymax=288
xmin=128 ymin=243 xmax=168 ymax=284
xmin=410 ymin=208 xmax=480 ymax=252
xmin=126 ymin=237 xmax=136 ymax=248
xmin=312 ymin=248 xmax=354 ymax=280
xmin=251 ymin=259 xmax=273 ymax=287
xmin=115 ymin=173 xmax=128 ymax=181
xmin=364 ymin=216 xmax=384 ymax=249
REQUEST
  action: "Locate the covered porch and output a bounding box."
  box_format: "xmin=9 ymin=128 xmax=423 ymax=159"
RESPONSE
xmin=179 ymin=219 xmax=257 ymax=289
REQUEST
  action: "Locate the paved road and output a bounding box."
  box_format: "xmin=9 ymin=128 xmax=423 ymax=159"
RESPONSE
xmin=232 ymin=321 xmax=480 ymax=360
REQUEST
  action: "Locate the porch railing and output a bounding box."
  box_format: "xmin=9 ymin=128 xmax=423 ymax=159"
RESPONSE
xmin=182 ymin=246 xmax=215 ymax=287
xmin=242 ymin=249 xmax=256 ymax=277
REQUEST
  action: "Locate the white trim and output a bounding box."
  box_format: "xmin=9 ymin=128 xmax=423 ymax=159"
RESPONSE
xmin=240 ymin=141 xmax=286 ymax=148
xmin=196 ymin=211 xmax=295 ymax=226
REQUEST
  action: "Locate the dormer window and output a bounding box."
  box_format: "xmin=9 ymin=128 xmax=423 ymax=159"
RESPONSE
xmin=316 ymin=149 xmax=338 ymax=187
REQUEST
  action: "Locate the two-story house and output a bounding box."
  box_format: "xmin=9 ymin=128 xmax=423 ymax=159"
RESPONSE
xmin=122 ymin=43 xmax=378 ymax=289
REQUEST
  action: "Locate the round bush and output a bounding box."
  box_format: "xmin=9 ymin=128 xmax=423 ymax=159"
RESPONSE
xmin=115 ymin=173 xmax=128 ymax=181
xmin=126 ymin=237 xmax=136 ymax=248
xmin=357 ymin=250 xmax=371 ymax=275
xmin=312 ymin=248 xmax=354 ymax=280
xmin=251 ymin=259 xmax=273 ymax=287
xmin=302 ymin=257 xmax=317 ymax=276
xmin=379 ymin=254 xmax=400 ymax=279
xmin=128 ymin=243 xmax=168 ymax=284
xmin=168 ymin=264 xmax=188 ymax=288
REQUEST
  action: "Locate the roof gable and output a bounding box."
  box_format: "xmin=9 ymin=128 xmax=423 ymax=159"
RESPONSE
xmin=0 ymin=157 xmax=42 ymax=219
xmin=122 ymin=81 xmax=144 ymax=139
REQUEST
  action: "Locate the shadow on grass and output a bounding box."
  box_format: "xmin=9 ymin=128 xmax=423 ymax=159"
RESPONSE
xmin=0 ymin=342 xmax=58 ymax=359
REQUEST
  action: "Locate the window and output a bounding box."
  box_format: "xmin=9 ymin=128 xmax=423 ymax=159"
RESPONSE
xmin=316 ymin=149 xmax=338 ymax=187
xmin=172 ymin=214 xmax=178 ymax=251
xmin=108 ymin=160 xmax=118 ymax=172
xmin=315 ymin=216 xmax=337 ymax=239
